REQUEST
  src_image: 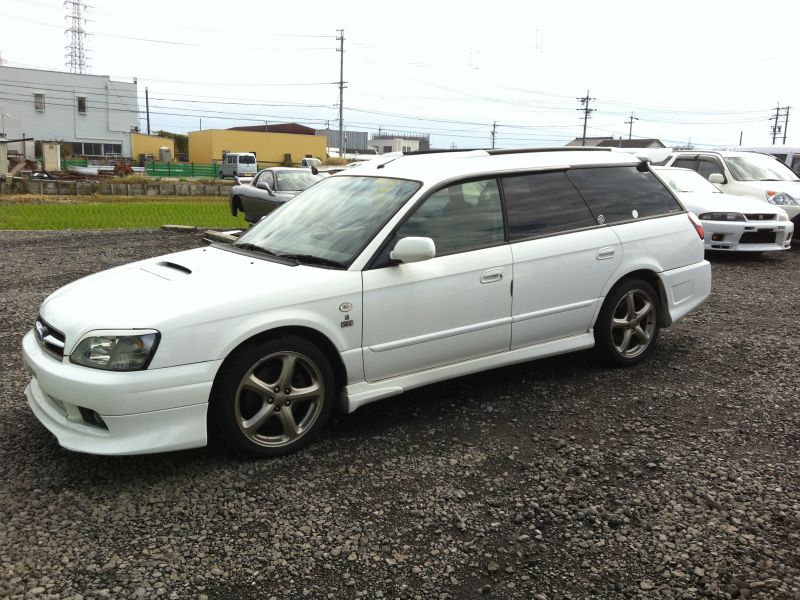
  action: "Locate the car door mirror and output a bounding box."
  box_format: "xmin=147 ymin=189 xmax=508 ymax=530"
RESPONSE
xmin=708 ymin=172 xmax=726 ymax=184
xmin=256 ymin=181 xmax=274 ymax=195
xmin=390 ymin=237 xmax=436 ymax=263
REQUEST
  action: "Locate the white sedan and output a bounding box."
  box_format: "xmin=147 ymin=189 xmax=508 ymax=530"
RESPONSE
xmin=653 ymin=167 xmax=793 ymax=252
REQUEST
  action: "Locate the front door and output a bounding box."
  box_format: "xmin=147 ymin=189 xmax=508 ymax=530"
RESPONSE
xmin=362 ymin=178 xmax=512 ymax=382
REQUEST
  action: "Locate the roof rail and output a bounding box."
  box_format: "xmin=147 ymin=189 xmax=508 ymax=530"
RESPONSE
xmin=487 ymin=147 xmax=613 ymax=156
xmin=402 ymin=149 xmax=483 ymax=156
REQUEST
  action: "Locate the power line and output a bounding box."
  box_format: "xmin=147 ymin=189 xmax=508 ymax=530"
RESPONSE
xmin=771 ymin=104 xmax=791 ymax=144
xmin=336 ymin=29 xmax=346 ymax=158
xmin=624 ymin=112 xmax=638 ymax=140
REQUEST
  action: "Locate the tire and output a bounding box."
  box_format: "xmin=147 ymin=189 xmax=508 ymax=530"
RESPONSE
xmin=219 ymin=171 xmax=225 ymax=180
xmin=594 ymin=278 xmax=660 ymax=367
xmin=209 ymin=335 xmax=335 ymax=457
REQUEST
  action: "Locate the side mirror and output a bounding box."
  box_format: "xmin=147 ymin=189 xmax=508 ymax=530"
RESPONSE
xmin=708 ymin=172 xmax=725 ymax=184
xmin=256 ymin=182 xmax=274 ymax=195
xmin=390 ymin=237 xmax=436 ymax=263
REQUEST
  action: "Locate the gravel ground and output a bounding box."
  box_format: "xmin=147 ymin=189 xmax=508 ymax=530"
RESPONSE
xmin=1 ymin=230 xmax=798 ymax=600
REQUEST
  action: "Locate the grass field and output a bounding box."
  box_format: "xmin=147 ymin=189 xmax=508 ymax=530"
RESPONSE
xmin=0 ymin=195 xmax=246 ymax=230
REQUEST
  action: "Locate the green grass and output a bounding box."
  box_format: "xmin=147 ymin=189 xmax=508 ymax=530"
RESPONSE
xmin=0 ymin=201 xmax=247 ymax=230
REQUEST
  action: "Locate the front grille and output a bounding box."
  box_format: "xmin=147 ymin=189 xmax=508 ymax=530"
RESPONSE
xmin=744 ymin=214 xmax=776 ymax=221
xmin=740 ymin=230 xmax=777 ymax=244
xmin=34 ymin=316 xmax=66 ymax=359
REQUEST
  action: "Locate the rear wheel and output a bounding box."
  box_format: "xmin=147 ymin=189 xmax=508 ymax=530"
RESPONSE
xmin=210 ymin=336 xmax=335 ymax=457
xmin=594 ymin=278 xmax=660 ymax=367
xmin=219 ymin=171 xmax=225 ymax=179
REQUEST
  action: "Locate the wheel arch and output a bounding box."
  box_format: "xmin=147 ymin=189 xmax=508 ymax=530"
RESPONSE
xmin=210 ymin=325 xmax=348 ymax=400
xmin=602 ymin=269 xmax=672 ymax=328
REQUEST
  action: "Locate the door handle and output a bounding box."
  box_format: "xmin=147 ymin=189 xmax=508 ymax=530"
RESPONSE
xmin=480 ymin=268 xmax=504 ymax=283
xmin=596 ymin=246 xmax=615 ymax=260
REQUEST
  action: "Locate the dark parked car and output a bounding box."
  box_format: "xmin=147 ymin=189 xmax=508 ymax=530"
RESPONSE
xmin=230 ymin=168 xmax=324 ymax=223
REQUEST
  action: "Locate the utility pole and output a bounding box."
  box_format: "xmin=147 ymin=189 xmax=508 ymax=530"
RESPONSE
xmin=491 ymin=121 xmax=497 ymax=149
xmin=770 ymin=104 xmax=790 ymax=144
xmin=336 ymin=29 xmax=346 ymax=158
xmin=576 ymin=90 xmax=596 ymax=146
xmin=64 ymin=0 xmax=89 ymax=74
xmin=624 ymin=112 xmax=638 ymax=140
xmin=145 ymin=87 xmax=150 ymax=135
xmin=782 ymin=106 xmax=790 ymax=144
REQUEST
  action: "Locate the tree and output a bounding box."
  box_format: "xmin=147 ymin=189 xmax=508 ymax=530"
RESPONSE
xmin=155 ymin=130 xmax=188 ymax=155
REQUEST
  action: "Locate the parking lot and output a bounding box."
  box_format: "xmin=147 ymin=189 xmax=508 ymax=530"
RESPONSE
xmin=1 ymin=229 xmax=798 ymax=599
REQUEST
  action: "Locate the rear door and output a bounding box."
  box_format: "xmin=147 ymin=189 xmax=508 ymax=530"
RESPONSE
xmin=502 ymin=170 xmax=621 ymax=348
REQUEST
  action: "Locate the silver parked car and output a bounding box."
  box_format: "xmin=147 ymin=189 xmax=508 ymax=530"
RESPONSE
xmin=230 ymin=167 xmax=324 ymax=223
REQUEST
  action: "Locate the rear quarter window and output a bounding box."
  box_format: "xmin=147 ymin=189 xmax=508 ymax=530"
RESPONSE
xmin=567 ymin=166 xmax=683 ymax=224
xmin=502 ymin=171 xmax=596 ymax=240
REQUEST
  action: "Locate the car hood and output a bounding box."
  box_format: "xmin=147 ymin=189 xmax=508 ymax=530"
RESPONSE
xmin=675 ymin=191 xmax=789 ymax=217
xmin=728 ymin=179 xmax=800 ymax=196
xmin=39 ymin=245 xmax=354 ymax=351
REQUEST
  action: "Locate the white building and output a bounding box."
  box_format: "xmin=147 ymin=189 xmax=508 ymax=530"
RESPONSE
xmin=368 ymin=137 xmax=420 ymax=155
xmin=0 ymin=66 xmax=138 ymax=159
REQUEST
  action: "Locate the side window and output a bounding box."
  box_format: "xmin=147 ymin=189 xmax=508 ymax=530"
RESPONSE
xmin=697 ymin=158 xmax=724 ymax=180
xmin=791 ymin=156 xmax=800 ymax=173
xmin=502 ymin=171 xmax=596 ymax=240
xmin=395 ymin=179 xmax=504 ymax=256
xmin=256 ymin=171 xmax=273 ymax=187
xmin=77 ymin=96 xmax=87 ymax=114
xmin=34 ymin=93 xmax=45 ymax=111
xmin=568 ymin=166 xmax=683 ymax=224
xmin=672 ymin=158 xmax=698 ymax=171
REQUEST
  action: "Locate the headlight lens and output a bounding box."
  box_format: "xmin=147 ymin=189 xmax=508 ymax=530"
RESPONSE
xmin=70 ymin=332 xmax=160 ymax=371
xmin=766 ymin=191 xmax=799 ymax=206
xmin=698 ymin=212 xmax=745 ymax=221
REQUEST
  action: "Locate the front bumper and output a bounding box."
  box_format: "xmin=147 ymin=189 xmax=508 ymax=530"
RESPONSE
xmin=702 ymin=219 xmax=793 ymax=251
xmin=22 ymin=330 xmax=221 ymax=455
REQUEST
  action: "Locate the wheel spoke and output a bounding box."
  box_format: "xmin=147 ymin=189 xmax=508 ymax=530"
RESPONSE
xmin=277 ymin=407 xmax=301 ymax=440
xmin=242 ymin=372 xmax=274 ymax=398
xmin=633 ymin=324 xmax=650 ymax=343
xmin=633 ymin=300 xmax=652 ymax=325
xmin=288 ymin=381 xmax=322 ymax=403
xmin=625 ymin=293 xmax=636 ymax=320
xmin=611 ymin=316 xmax=629 ymax=329
xmin=241 ymin=402 xmax=275 ymax=434
xmin=616 ymin=329 xmax=633 ymax=354
xmin=276 ymin=354 xmax=298 ymax=390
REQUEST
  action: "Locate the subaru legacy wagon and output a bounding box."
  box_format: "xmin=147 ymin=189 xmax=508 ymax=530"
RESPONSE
xmin=22 ymin=148 xmax=712 ymax=457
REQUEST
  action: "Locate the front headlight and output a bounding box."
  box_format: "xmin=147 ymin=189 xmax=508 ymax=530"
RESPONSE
xmin=70 ymin=331 xmax=160 ymax=371
xmin=766 ymin=191 xmax=799 ymax=206
xmin=698 ymin=212 xmax=745 ymax=221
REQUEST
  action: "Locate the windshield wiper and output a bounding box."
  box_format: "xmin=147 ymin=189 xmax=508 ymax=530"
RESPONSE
xmin=233 ymin=242 xmax=280 ymax=257
xmin=276 ymin=253 xmax=347 ymax=269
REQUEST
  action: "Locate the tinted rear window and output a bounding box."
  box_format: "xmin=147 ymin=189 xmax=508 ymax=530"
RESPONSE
xmin=239 ymin=155 xmax=256 ymax=164
xmin=502 ymin=171 xmax=596 ymax=240
xmin=567 ymin=166 xmax=683 ymax=224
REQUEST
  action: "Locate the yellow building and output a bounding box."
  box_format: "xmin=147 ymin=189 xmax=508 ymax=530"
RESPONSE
xmin=188 ymin=129 xmax=327 ymax=166
xmin=131 ymin=133 xmax=176 ymax=161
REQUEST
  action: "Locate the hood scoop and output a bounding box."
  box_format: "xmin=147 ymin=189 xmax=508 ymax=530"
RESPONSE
xmin=140 ymin=261 xmax=193 ymax=280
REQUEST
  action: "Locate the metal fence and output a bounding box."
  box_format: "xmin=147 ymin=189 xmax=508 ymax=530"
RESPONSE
xmin=144 ymin=162 xmax=218 ymax=177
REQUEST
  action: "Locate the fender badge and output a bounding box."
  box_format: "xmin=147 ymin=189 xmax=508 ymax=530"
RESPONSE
xmin=339 ymin=302 xmax=353 ymax=313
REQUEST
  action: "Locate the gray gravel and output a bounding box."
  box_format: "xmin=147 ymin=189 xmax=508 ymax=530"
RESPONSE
xmin=1 ymin=230 xmax=799 ymax=599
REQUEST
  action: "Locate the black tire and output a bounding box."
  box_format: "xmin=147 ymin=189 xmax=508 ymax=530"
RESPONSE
xmin=230 ymin=195 xmax=240 ymax=217
xmin=219 ymin=171 xmax=225 ymax=180
xmin=209 ymin=335 xmax=335 ymax=457
xmin=594 ymin=278 xmax=660 ymax=367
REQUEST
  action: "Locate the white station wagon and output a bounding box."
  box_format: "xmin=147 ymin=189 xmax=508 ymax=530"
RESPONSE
xmin=22 ymin=149 xmax=712 ymax=457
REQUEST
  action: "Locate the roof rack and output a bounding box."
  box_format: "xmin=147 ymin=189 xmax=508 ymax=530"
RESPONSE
xmin=402 ymin=149 xmax=482 ymax=156
xmin=487 ymin=147 xmax=613 ymax=155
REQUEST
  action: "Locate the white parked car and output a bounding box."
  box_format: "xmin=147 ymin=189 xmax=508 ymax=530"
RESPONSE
xmin=653 ymin=167 xmax=793 ymax=252
xmin=664 ymin=150 xmax=800 ymax=235
xmin=22 ymin=149 xmax=711 ymax=458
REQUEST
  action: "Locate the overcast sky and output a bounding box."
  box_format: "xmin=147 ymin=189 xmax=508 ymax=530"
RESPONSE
xmin=1 ymin=0 xmax=798 ymax=150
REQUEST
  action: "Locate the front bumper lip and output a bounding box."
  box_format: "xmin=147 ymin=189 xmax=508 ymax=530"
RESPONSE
xmin=22 ymin=330 xmax=221 ymax=455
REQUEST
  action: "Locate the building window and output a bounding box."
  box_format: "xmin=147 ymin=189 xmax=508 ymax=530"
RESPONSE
xmin=34 ymin=93 xmax=46 ymax=111
xmin=83 ymin=142 xmax=102 ymax=156
xmin=103 ymin=143 xmax=122 ymax=155
xmin=77 ymin=96 xmax=87 ymax=114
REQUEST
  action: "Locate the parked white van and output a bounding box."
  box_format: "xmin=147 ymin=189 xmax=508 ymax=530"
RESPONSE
xmin=737 ymin=146 xmax=800 ymax=174
xmin=22 ymin=148 xmax=711 ymax=457
xmin=219 ymin=152 xmax=257 ymax=179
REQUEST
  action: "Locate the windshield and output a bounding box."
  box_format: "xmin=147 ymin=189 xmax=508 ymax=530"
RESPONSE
xmin=656 ymin=169 xmax=720 ymax=194
xmin=234 ymin=175 xmax=421 ymax=266
xmin=725 ymin=154 xmax=800 ymax=182
xmin=239 ymin=155 xmax=256 ymax=164
xmin=276 ymin=171 xmax=323 ymax=192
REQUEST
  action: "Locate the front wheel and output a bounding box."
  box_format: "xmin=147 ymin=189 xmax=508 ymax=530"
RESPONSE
xmin=209 ymin=336 xmax=335 ymax=457
xmin=594 ymin=279 xmax=660 ymax=367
